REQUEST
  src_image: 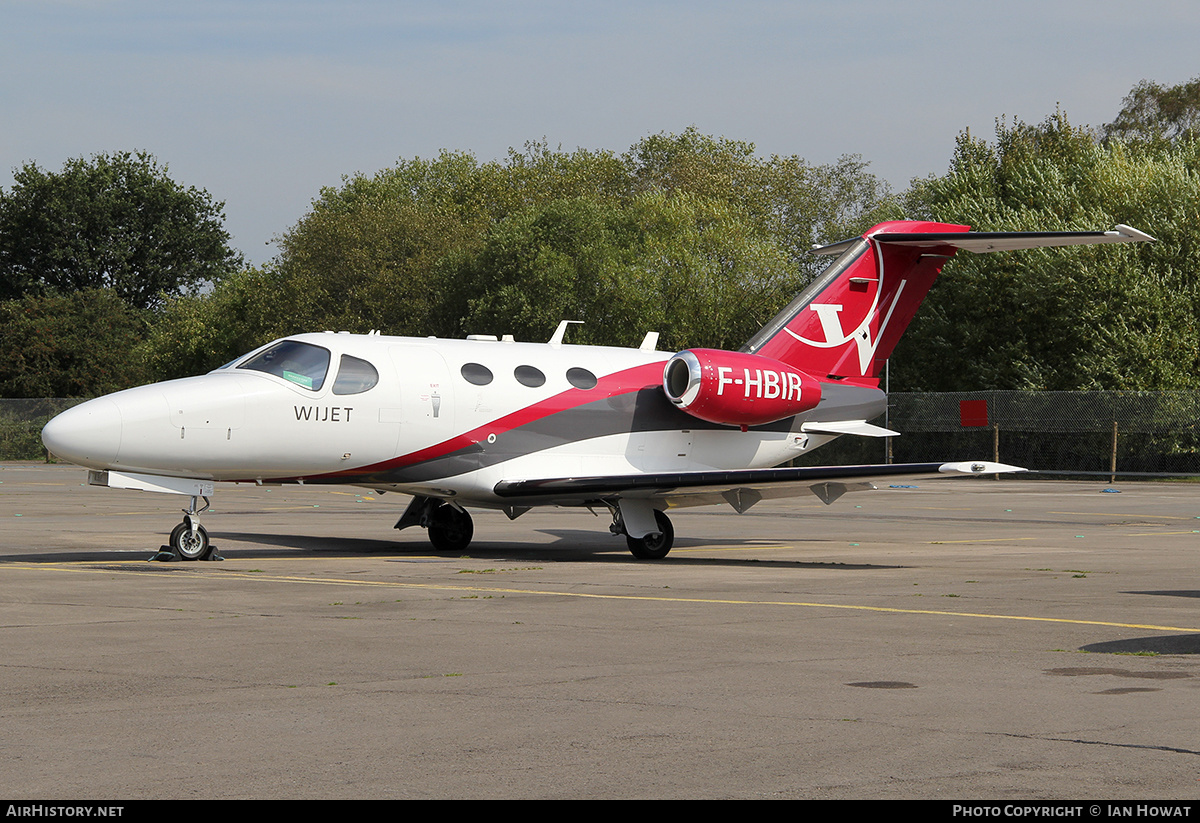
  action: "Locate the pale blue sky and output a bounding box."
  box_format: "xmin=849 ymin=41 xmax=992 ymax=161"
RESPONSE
xmin=2 ymin=0 xmax=1196 ymax=263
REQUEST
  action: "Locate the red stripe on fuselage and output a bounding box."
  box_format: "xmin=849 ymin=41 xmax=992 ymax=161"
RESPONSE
xmin=298 ymin=360 xmax=667 ymax=482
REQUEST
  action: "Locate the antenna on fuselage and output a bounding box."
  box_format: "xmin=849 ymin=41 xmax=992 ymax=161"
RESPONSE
xmin=548 ymin=320 xmax=582 ymax=348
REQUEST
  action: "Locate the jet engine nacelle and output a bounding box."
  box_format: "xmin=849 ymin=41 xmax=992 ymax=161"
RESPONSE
xmin=662 ymin=349 xmax=822 ymax=427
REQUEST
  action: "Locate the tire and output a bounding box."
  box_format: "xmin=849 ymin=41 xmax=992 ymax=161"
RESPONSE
xmin=428 ymin=505 xmax=473 ymax=552
xmin=169 ymin=521 xmax=212 ymax=561
xmin=626 ymin=510 xmax=673 ymax=560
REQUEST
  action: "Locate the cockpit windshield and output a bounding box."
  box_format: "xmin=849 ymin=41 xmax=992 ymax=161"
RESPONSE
xmin=237 ymin=340 xmax=331 ymax=390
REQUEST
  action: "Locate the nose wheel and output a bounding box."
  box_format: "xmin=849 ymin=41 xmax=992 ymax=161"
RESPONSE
xmin=158 ymin=495 xmax=219 ymax=561
xmin=170 ymin=519 xmax=212 ymax=560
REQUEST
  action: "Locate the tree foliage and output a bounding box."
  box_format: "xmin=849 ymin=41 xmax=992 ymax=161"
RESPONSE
xmin=442 ymin=191 xmax=802 ymax=351
xmin=895 ymin=112 xmax=1200 ymax=391
xmin=139 ymin=266 xmax=292 ymax=381
xmin=37 ymin=111 xmax=1200 ymax=399
xmin=0 ymin=151 xmax=243 ymax=309
xmin=0 ymin=290 xmax=149 ymax=397
xmin=1103 ymin=76 xmax=1200 ymax=146
xmin=147 ymin=129 xmax=899 ymax=379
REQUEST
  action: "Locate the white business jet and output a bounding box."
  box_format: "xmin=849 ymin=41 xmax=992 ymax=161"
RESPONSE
xmin=41 ymin=220 xmax=1153 ymax=560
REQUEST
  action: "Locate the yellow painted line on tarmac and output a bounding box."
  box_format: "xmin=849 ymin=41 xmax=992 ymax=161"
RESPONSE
xmin=1123 ymin=535 xmax=1200 ymax=542
xmin=7 ymin=560 xmax=1198 ymax=634
xmin=933 ymin=531 xmax=1200 ymax=542
xmin=6 ymin=511 xmax=179 ymax=518
xmin=929 ymin=537 xmax=1040 ymax=544
xmin=1051 ymin=511 xmax=1199 ymax=520
xmin=249 ymin=506 xmax=334 ymax=511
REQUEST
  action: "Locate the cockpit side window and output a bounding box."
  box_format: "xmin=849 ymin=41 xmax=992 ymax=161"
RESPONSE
xmin=238 ymin=340 xmax=331 ymax=391
xmin=332 ymin=354 xmax=379 ymax=395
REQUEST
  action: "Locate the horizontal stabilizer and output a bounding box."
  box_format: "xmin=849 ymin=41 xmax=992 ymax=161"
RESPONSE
xmin=802 ymin=420 xmax=899 ymax=438
xmin=812 ymin=224 xmax=1154 ymax=256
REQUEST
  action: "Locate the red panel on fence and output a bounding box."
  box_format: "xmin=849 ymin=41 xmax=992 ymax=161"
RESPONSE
xmin=960 ymin=399 xmax=989 ymax=427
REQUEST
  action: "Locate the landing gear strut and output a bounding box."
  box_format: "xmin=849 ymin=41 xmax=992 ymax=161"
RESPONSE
xmin=163 ymin=495 xmax=217 ymax=561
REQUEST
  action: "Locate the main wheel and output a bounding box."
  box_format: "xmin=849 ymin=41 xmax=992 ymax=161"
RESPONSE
xmin=428 ymin=504 xmax=473 ymax=552
xmin=626 ymin=510 xmax=673 ymax=560
xmin=169 ymin=521 xmax=212 ymax=561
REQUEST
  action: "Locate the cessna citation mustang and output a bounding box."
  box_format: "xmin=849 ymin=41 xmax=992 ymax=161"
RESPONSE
xmin=42 ymin=220 xmax=1153 ymax=561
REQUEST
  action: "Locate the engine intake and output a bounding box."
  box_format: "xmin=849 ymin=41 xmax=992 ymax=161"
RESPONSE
xmin=662 ymin=349 xmax=822 ymax=427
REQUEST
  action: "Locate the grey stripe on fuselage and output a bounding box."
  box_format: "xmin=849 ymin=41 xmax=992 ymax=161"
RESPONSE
xmin=316 ymin=380 xmax=885 ymax=486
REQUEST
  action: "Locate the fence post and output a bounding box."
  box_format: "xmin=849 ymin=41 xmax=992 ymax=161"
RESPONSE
xmin=993 ymin=422 xmax=1000 ymax=480
xmin=1110 ymin=420 xmax=1118 ymax=484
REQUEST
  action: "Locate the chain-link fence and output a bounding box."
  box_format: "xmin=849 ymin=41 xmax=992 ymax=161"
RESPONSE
xmin=6 ymin=392 xmax=1200 ymax=477
xmin=804 ymin=391 xmax=1200 ymax=476
xmin=0 ymin=399 xmax=85 ymax=460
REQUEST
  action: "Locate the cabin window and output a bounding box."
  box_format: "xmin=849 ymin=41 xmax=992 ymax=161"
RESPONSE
xmin=566 ymin=367 xmax=597 ymax=389
xmin=461 ymin=363 xmax=493 ymax=386
xmin=332 ymin=355 xmax=379 ymax=395
xmin=238 ymin=340 xmax=331 ymax=391
xmin=514 ymin=365 xmax=546 ymax=388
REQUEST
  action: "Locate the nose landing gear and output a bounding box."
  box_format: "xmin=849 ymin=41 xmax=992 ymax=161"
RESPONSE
xmin=157 ymin=495 xmax=220 ymax=561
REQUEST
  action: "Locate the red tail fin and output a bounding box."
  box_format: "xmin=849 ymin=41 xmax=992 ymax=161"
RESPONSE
xmin=743 ymin=221 xmax=968 ymax=387
xmin=741 ymin=220 xmax=1153 ymax=387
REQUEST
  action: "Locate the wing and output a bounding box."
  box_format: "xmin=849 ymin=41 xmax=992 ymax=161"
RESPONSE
xmin=493 ymin=461 xmax=1025 ymax=513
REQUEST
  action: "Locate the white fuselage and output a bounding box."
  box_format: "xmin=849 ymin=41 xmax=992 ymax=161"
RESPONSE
xmin=41 ymin=332 xmax=885 ymax=508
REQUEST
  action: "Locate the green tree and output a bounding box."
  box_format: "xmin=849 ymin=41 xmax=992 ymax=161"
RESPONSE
xmin=139 ymin=265 xmax=292 ymax=381
xmin=0 ymin=151 xmax=243 ymax=309
xmin=143 ymin=130 xmax=900 ymax=379
xmin=1103 ymin=76 xmax=1200 ymax=146
xmin=621 ymin=190 xmax=804 ymax=351
xmin=443 ymin=191 xmax=801 ymax=350
xmin=624 ymin=128 xmax=899 ymax=272
xmin=270 ymin=151 xmax=506 ymax=338
xmin=896 ymin=112 xmax=1200 ymax=391
xmin=0 ymin=290 xmax=149 ymax=397
xmin=276 ymin=132 xmax=897 ymax=339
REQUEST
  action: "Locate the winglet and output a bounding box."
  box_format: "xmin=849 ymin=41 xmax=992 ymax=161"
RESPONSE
xmin=1112 ymin=224 xmax=1156 ymax=243
xmin=938 ymin=461 xmax=1027 ymax=475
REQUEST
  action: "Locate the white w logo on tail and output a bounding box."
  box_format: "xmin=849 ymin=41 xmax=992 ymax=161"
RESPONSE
xmin=784 ymin=280 xmax=908 ymax=376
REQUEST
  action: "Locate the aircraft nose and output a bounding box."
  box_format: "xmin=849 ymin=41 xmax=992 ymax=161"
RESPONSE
xmin=41 ymin=398 xmax=123 ymax=468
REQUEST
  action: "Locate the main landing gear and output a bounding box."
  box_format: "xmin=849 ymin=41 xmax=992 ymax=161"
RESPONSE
xmin=428 ymin=503 xmax=474 ymax=552
xmin=395 ymin=495 xmax=674 ymax=559
xmin=395 ymin=496 xmax=474 ymax=553
xmin=622 ymin=510 xmax=674 ymax=560
xmin=611 ymin=505 xmax=675 ymax=560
